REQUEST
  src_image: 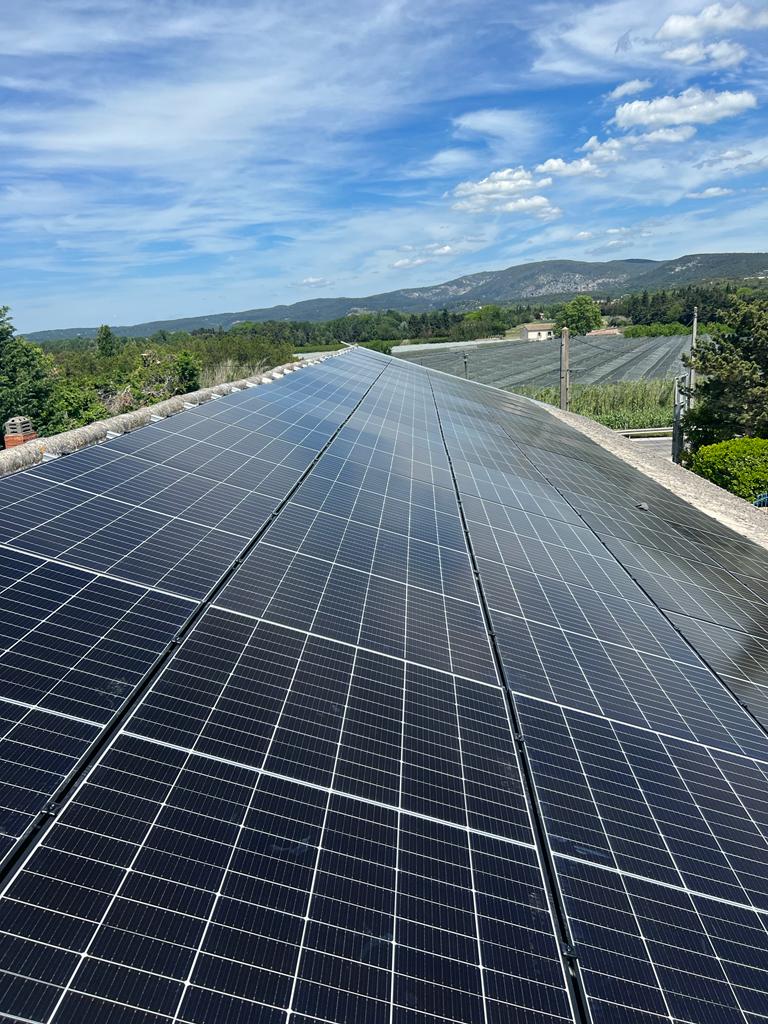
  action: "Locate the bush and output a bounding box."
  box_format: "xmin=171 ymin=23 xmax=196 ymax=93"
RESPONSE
xmin=623 ymin=321 xmax=725 ymax=338
xmin=686 ymin=437 xmax=768 ymax=501
xmin=513 ymin=379 xmax=674 ymax=430
xmin=624 ymin=322 xmax=689 ymax=338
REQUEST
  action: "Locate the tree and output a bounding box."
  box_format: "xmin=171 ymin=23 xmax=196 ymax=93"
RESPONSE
xmin=0 ymin=306 xmax=66 ymax=437
xmin=170 ymin=351 xmax=201 ymax=394
xmin=684 ymin=297 xmax=768 ymax=451
xmin=95 ymin=323 xmax=119 ymax=358
xmin=554 ymin=295 xmax=603 ymax=335
xmin=366 ymin=340 xmax=392 ymax=355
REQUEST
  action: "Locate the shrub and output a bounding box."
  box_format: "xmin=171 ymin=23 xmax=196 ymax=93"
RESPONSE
xmin=513 ymin=380 xmax=674 ymax=430
xmin=686 ymin=437 xmax=768 ymax=501
xmin=364 ymin=340 xmax=393 ymax=355
xmin=624 ymin=322 xmax=689 ymax=338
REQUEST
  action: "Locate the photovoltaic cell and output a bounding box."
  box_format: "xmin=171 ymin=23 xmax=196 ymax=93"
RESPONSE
xmin=0 ymin=346 xmax=766 ymax=1024
xmin=0 ymin=544 xmax=192 ymax=858
xmin=0 ymin=604 xmax=570 ymax=1023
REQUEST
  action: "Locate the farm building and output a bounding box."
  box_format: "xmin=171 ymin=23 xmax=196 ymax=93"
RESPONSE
xmin=520 ymin=320 xmax=555 ymax=340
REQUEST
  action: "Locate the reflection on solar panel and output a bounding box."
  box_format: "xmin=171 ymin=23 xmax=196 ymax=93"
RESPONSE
xmin=0 ymin=346 xmax=766 ymax=1024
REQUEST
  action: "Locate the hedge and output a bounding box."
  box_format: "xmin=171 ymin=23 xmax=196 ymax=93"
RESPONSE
xmin=687 ymin=437 xmax=768 ymax=501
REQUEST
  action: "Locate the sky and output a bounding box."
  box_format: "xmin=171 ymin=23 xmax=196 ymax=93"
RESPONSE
xmin=3 ymin=1 xmax=768 ymax=332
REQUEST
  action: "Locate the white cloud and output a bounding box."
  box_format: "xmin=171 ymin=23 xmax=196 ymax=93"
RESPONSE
xmin=615 ymin=86 xmax=757 ymax=128
xmin=451 ymin=167 xmax=552 ymax=211
xmin=662 ymin=39 xmax=747 ymax=66
xmin=388 ymin=240 xmax=459 ymax=270
xmin=409 ymin=107 xmax=542 ymax=179
xmin=575 ymin=230 xmax=593 ymax=239
xmin=536 ymin=157 xmax=601 ymax=177
xmin=406 ymin=147 xmax=479 ymax=178
xmin=608 ymin=79 xmax=652 ymax=100
xmin=656 ymin=2 xmax=766 ymax=40
xmin=695 ymin=147 xmax=748 ymax=167
xmin=451 ymin=169 xmax=560 ymax=219
xmin=494 ymin=195 xmax=561 ymax=219
xmin=685 ymin=186 xmax=734 ymax=197
xmin=634 ymin=125 xmax=698 ymax=143
xmin=299 ymin=276 xmax=334 ymax=288
xmin=579 ymin=136 xmax=624 ymax=162
xmin=390 ymin=256 xmax=429 ymax=268
xmin=453 ymin=108 xmax=538 ymax=140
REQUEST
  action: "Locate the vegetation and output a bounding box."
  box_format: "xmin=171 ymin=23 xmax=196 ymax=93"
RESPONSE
xmin=603 ymin=280 xmax=767 ymax=325
xmin=554 ymin=295 xmax=602 ymax=335
xmin=686 ymin=438 xmax=768 ymax=502
xmin=4 ymin=278 xmax=767 ymax=451
xmin=0 ymin=306 xmax=67 ymax=435
xmin=684 ymin=297 xmax=768 ymax=451
xmin=1 ymin=306 xmax=213 ymax=442
xmin=512 ymin=379 xmax=675 ymax=430
xmin=623 ymin=322 xmax=691 ymax=337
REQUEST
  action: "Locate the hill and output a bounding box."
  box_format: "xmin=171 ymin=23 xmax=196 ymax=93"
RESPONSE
xmin=25 ymin=252 xmax=768 ymax=341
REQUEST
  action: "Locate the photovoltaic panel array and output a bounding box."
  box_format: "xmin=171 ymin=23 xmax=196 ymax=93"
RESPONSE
xmin=0 ymin=345 xmax=765 ymax=1024
xmin=419 ymin=353 xmax=768 ymax=1024
xmin=0 ymin=356 xmax=388 ymax=870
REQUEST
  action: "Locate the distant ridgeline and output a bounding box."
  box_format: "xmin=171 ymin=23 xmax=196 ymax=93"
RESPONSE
xmin=25 ymin=251 xmax=768 ymax=342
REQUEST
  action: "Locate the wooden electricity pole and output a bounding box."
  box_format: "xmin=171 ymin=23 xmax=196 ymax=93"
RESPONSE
xmin=559 ymin=327 xmax=570 ymax=411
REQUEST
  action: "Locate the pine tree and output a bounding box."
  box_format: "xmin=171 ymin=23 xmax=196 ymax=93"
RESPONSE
xmin=95 ymin=324 xmax=119 ymax=358
xmin=685 ymin=298 xmax=768 ymax=450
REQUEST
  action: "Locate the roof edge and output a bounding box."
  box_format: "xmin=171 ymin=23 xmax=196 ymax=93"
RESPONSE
xmin=542 ymin=403 xmax=768 ymax=553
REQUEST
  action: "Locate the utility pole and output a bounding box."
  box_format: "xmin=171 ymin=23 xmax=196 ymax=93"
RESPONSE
xmin=672 ymin=377 xmax=684 ymax=464
xmin=559 ymin=327 xmax=570 ymax=411
xmin=687 ymin=306 xmax=698 ymax=411
xmin=463 ymin=352 xmax=468 ymax=379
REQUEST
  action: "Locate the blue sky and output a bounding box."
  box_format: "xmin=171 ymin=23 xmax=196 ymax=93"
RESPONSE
xmin=3 ymin=0 xmax=768 ymax=332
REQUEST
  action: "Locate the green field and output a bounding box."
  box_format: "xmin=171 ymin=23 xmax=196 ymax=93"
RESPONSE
xmin=514 ymin=379 xmax=675 ymax=430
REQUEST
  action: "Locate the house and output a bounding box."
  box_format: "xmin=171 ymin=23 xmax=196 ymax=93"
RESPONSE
xmin=520 ymin=321 xmax=555 ymax=341
xmin=586 ymin=327 xmax=622 ymax=337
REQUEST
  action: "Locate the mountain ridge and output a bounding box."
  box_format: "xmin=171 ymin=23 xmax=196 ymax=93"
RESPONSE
xmin=25 ymin=252 xmax=768 ymax=341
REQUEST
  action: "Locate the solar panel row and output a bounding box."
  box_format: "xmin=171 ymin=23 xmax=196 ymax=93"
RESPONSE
xmin=0 ymin=355 xmax=384 ymax=867
xmin=0 ymin=345 xmax=766 ymax=1024
xmin=417 ymin=355 xmax=768 ymax=1023
xmin=0 ymin=352 xmax=577 ymax=1024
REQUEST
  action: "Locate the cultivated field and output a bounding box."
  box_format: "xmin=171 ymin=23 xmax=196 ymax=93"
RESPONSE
xmin=395 ymin=333 xmax=691 ymax=387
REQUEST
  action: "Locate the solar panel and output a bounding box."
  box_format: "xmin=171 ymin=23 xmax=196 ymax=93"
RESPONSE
xmin=0 ymin=545 xmax=192 ymax=860
xmin=0 ymin=346 xmax=766 ymax=1024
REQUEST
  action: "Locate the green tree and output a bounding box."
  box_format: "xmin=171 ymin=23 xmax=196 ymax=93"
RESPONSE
xmin=0 ymin=306 xmax=65 ymax=437
xmin=56 ymin=381 xmax=110 ymax=428
xmin=170 ymin=351 xmax=201 ymax=394
xmin=684 ymin=297 xmax=768 ymax=450
xmin=554 ymin=295 xmax=603 ymax=335
xmin=365 ymin=340 xmax=392 ymax=355
xmin=95 ymin=323 xmax=119 ymax=358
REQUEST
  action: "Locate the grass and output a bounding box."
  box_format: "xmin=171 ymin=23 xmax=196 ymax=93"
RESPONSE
xmin=512 ymin=379 xmax=675 ymax=430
